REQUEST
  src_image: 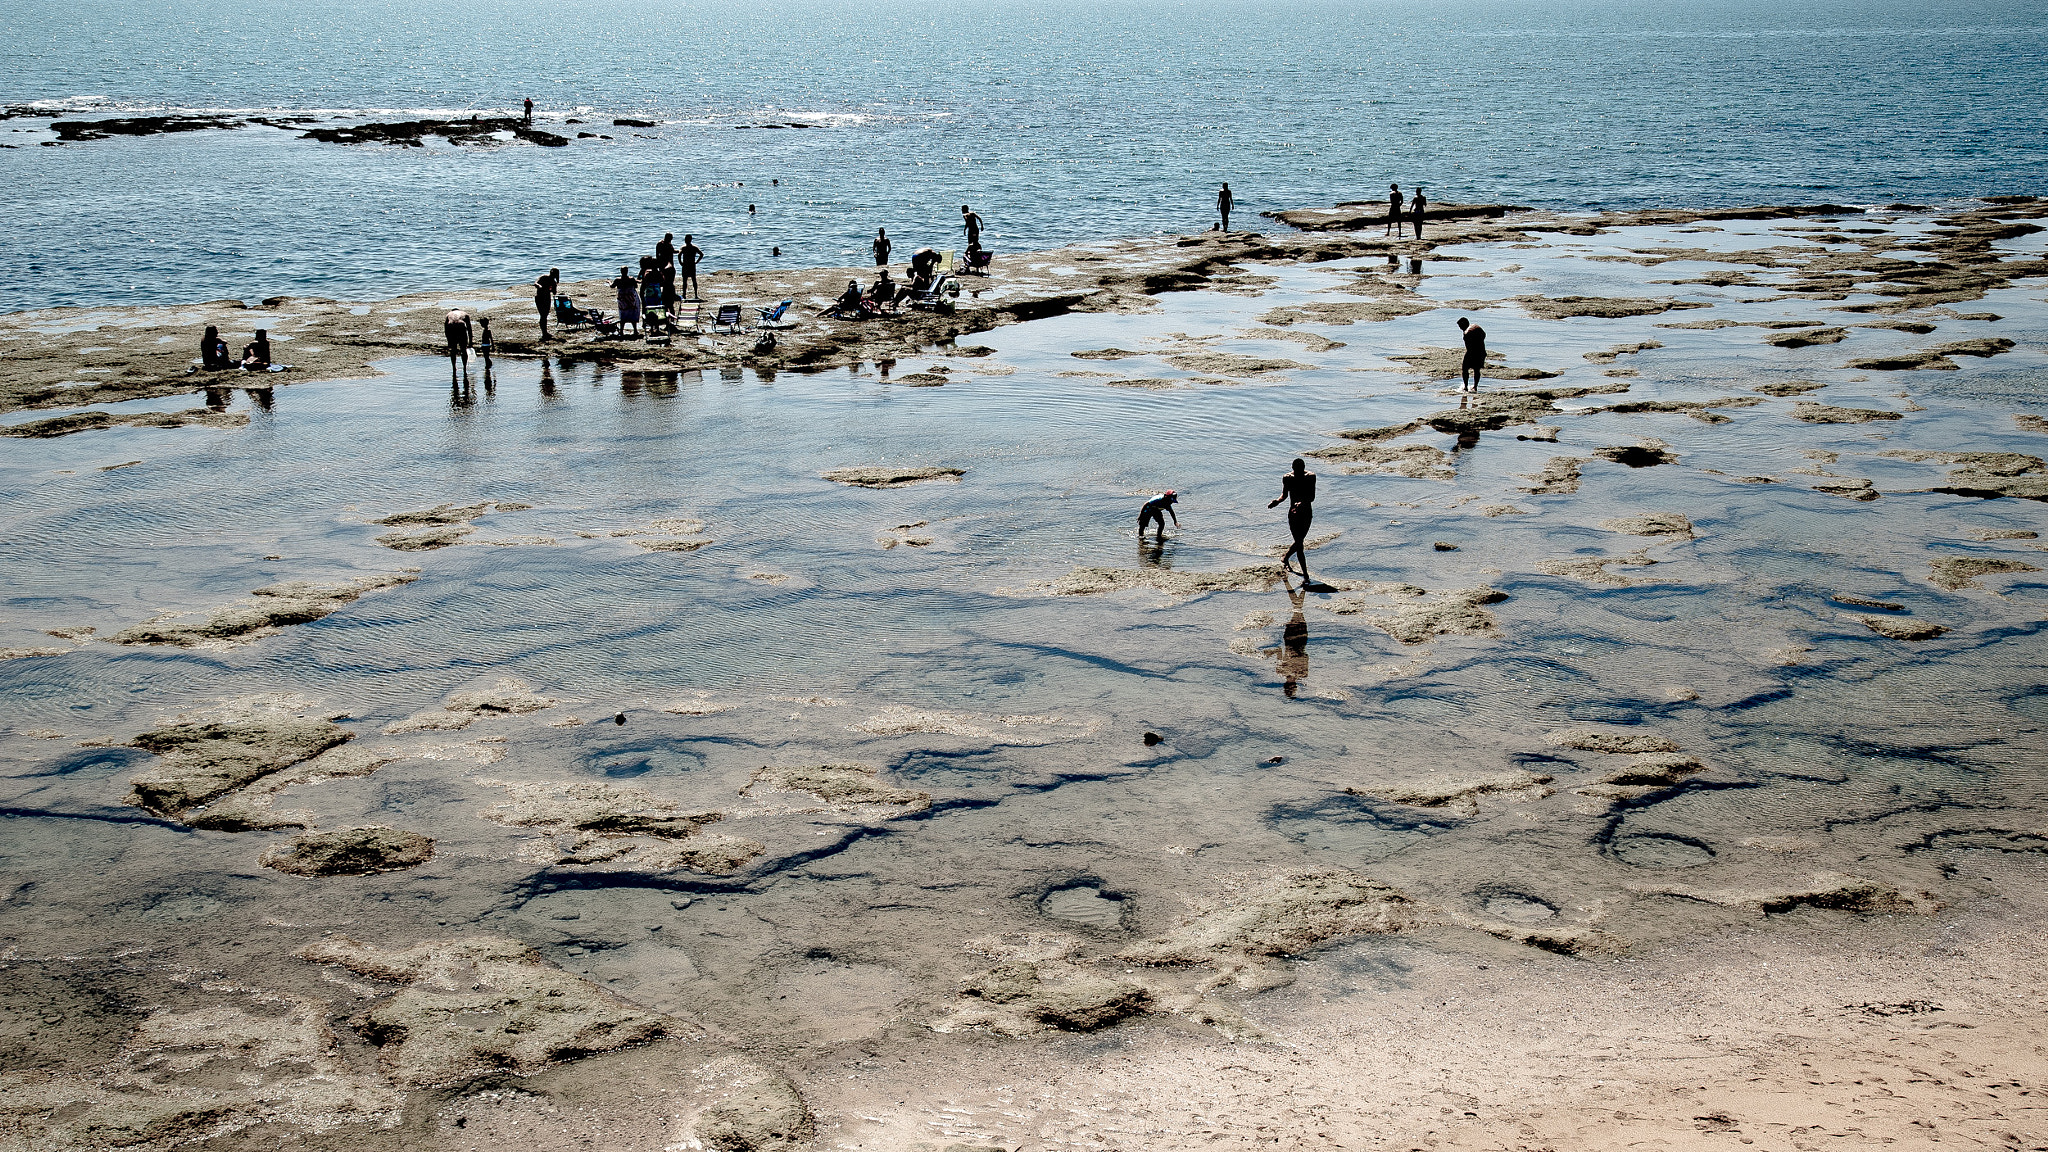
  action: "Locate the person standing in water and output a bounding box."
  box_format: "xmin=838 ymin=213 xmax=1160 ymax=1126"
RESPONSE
xmin=1411 ymin=188 xmax=1428 ymax=238
xmin=677 ymin=234 xmax=704 ymax=301
xmin=1385 ymin=183 xmax=1404 ymax=235
xmin=1218 ymin=183 xmax=1234 ymax=232
xmin=1457 ymin=316 xmax=1487 ymax=392
xmin=1137 ymin=490 xmax=1179 ymax=537
xmin=873 ymin=227 xmax=892 ymax=267
xmin=443 ymin=308 xmax=474 ymax=363
xmin=960 ymin=205 xmax=982 ymax=251
xmin=1267 ymin=458 xmax=1318 ymax=580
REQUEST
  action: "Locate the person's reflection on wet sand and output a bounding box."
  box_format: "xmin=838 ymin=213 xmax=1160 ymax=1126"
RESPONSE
xmin=246 ymin=386 xmax=273 ymax=412
xmin=1138 ymin=532 xmax=1177 ymax=569
xmin=450 ymin=369 xmax=473 ymax=409
xmin=203 ymin=385 xmax=231 ymax=411
xmin=1262 ymin=582 xmax=1310 ymax=698
xmin=539 ymin=360 xmax=557 ymax=399
xmin=878 ymin=358 xmax=895 ymax=380
xmin=482 ymin=358 xmax=496 ymax=395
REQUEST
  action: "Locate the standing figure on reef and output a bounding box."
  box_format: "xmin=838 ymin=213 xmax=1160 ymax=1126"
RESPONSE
xmin=961 ymin=205 xmax=983 ymax=251
xmin=442 ymin=309 xmax=473 ymax=363
xmin=678 ymin=234 xmax=704 ymax=301
xmin=1268 ymin=458 xmax=1317 ymax=580
xmin=1137 ymin=490 xmax=1179 ymax=537
xmin=1457 ymin=316 xmax=1487 ymax=392
xmin=1385 ymin=184 xmax=1404 ymax=235
xmin=1218 ymin=183 xmax=1234 ymax=232
xmin=873 ymin=227 xmax=892 ymax=267
xmin=1411 ymin=188 xmax=1428 ymax=238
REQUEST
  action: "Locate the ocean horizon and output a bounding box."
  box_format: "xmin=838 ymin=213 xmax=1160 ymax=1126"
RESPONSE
xmin=3 ymin=0 xmax=2044 ymax=311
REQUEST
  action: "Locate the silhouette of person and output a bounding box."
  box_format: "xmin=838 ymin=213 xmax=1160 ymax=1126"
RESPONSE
xmin=656 ymin=232 xmax=675 ymax=268
xmin=533 ymin=267 xmax=559 ymax=341
xmin=1267 ymin=458 xmax=1317 ymax=580
xmin=523 ymin=97 xmax=533 ymax=124
xmin=1138 ymin=490 xmax=1179 ymax=536
xmin=873 ymin=227 xmax=892 ymax=266
xmin=1263 ymin=583 xmax=1310 ymax=698
xmin=961 ymin=205 xmax=982 ymax=250
xmin=1385 ymin=183 xmax=1403 ymax=236
xmin=1457 ymin=316 xmax=1486 ymax=392
xmin=678 ymin=234 xmax=704 ymax=300
xmin=1218 ymin=183 xmax=1234 ymax=232
xmin=443 ymin=308 xmax=474 ymax=363
xmin=1412 ymin=188 xmax=1427 ymax=239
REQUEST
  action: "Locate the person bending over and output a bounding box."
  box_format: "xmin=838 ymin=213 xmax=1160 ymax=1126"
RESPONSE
xmin=1138 ymin=490 xmax=1179 ymax=537
xmin=1456 ymin=316 xmax=1486 ymax=392
xmin=443 ymin=309 xmax=474 ymax=362
xmin=1267 ymin=458 xmax=1317 ymax=580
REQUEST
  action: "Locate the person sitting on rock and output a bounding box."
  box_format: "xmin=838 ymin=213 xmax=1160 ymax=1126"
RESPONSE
xmin=869 ymin=268 xmax=899 ymax=314
xmin=201 ymin=325 xmax=232 ymax=370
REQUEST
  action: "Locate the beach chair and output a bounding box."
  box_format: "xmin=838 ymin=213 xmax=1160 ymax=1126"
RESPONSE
xmin=643 ymin=304 xmax=669 ymax=334
xmin=905 ymin=273 xmax=961 ymax=313
xmin=554 ymin=294 xmax=594 ymax=326
xmin=672 ymin=303 xmax=701 ymax=333
xmin=962 ymin=249 xmax=994 ymax=277
xmin=939 ymin=250 xmax=956 ymax=274
xmin=712 ymin=303 xmax=745 ymax=334
xmin=756 ymin=299 xmax=796 ymax=328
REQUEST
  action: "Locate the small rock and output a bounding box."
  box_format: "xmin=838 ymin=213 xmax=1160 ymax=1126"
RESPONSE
xmin=1433 ymin=541 xmax=1459 ymax=551
xmin=1143 ymin=732 xmax=1163 ymax=746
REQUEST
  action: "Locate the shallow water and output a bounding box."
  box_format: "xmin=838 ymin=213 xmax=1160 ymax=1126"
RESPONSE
xmin=3 ymin=215 xmax=2048 ymax=1143
xmin=3 ymin=0 xmax=2046 ymax=309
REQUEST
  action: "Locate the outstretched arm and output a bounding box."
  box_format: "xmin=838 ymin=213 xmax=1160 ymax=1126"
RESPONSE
xmin=1267 ymin=474 xmax=1290 ymax=508
xmin=1167 ymin=507 xmax=1179 ymax=526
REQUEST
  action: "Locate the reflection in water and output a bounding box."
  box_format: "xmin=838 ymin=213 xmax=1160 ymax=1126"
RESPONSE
xmin=538 ymin=360 xmax=556 ymax=399
xmin=1137 ymin=534 xmax=1178 ymax=569
xmin=203 ymin=386 xmax=232 ymax=411
xmin=1262 ymin=584 xmax=1309 ymax=698
xmin=247 ymin=385 xmax=273 ymax=412
xmin=878 ymin=358 xmax=896 ymax=380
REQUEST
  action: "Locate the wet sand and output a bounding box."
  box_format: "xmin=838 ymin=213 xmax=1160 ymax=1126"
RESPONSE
xmin=3 ymin=196 xmax=2048 ymax=1151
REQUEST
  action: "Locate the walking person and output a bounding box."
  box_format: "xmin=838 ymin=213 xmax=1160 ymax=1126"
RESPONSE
xmin=1384 ymin=184 xmax=1404 ymax=236
xmin=678 ymin=234 xmax=704 ymax=301
xmin=611 ymin=266 xmax=641 ymax=335
xmin=960 ymin=205 xmax=982 ymax=251
xmin=1218 ymin=183 xmax=1234 ymax=232
xmin=1267 ymin=458 xmax=1318 ymax=581
xmin=1456 ymin=316 xmax=1487 ymax=392
xmin=1137 ymin=490 xmax=1179 ymax=537
xmin=873 ymin=227 xmax=892 ymax=267
xmin=1411 ymin=188 xmax=1427 ymax=239
xmin=533 ymin=267 xmax=559 ymax=341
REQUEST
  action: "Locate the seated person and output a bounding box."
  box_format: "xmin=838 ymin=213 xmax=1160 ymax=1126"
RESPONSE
xmin=834 ymin=280 xmax=864 ymax=316
xmin=869 ymin=269 xmax=899 ymax=312
xmin=240 ymin=330 xmax=271 ymax=370
xmin=251 ymin=329 xmax=271 ymax=365
xmin=200 ymin=325 xmax=232 ymax=370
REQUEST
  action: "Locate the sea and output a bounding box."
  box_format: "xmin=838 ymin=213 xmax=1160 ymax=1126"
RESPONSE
xmin=2 ymin=0 xmax=2044 ymax=312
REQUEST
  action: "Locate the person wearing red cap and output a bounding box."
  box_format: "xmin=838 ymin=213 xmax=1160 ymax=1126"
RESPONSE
xmin=1138 ymin=490 xmax=1179 ymax=537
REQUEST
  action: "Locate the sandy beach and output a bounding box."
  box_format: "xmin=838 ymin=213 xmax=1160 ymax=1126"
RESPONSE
xmin=3 ymin=195 xmax=2047 ymax=1151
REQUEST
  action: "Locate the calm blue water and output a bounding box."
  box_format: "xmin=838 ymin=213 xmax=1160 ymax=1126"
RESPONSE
xmin=3 ymin=0 xmax=2044 ymax=310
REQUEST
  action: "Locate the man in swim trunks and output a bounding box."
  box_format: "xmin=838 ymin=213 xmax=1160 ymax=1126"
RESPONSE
xmin=1385 ymin=183 xmax=1403 ymax=235
xmin=1457 ymin=316 xmax=1486 ymax=392
xmin=678 ymin=234 xmax=704 ymax=300
xmin=533 ymin=267 xmax=558 ymax=341
xmin=1138 ymin=490 xmax=1179 ymax=537
xmin=873 ymin=227 xmax=892 ymax=267
xmin=656 ymin=233 xmax=675 ymax=269
xmin=1267 ymin=458 xmax=1317 ymax=580
xmin=960 ymin=205 xmax=982 ymax=250
xmin=444 ymin=309 xmax=474 ymax=363
xmin=1218 ymin=183 xmax=1233 ymax=232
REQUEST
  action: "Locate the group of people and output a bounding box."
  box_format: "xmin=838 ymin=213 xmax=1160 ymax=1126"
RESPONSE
xmin=1137 ymin=457 xmax=1323 ymax=581
xmin=199 ymin=326 xmax=275 ymax=372
xmin=1384 ymin=183 xmax=1429 ymax=238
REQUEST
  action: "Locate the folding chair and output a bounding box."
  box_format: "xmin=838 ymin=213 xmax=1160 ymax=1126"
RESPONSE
xmin=712 ymin=303 xmax=745 ymax=334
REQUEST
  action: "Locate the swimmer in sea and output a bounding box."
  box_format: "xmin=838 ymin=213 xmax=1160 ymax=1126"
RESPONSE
xmin=1267 ymin=458 xmax=1317 ymax=580
xmin=1138 ymin=490 xmax=1179 ymax=537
